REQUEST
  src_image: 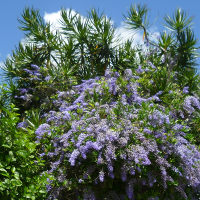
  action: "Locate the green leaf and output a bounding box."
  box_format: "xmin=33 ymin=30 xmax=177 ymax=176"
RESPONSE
xmin=124 ymin=4 xmax=149 ymax=32
xmin=16 ymin=150 xmax=28 ymax=158
xmin=164 ymin=8 xmax=193 ymax=33
xmin=0 ymin=168 xmax=9 ymax=177
xmin=11 ymin=167 xmax=16 ymax=173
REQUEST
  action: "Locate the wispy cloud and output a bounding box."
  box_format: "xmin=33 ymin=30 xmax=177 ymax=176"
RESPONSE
xmin=115 ymin=22 xmax=145 ymax=46
xmin=44 ymin=10 xmax=63 ymax=32
xmin=0 ymin=61 xmax=4 ymax=68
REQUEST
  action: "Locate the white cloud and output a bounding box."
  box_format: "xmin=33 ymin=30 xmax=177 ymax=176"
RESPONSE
xmin=44 ymin=10 xmax=62 ymax=32
xmin=20 ymin=37 xmax=30 ymax=46
xmin=0 ymin=54 xmax=11 ymax=71
xmin=0 ymin=61 xmax=4 ymax=68
xmin=114 ymin=22 xmax=144 ymax=47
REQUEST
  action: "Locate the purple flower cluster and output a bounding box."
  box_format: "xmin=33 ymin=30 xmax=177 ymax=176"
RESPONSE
xmin=183 ymin=86 xmax=189 ymax=94
xmin=15 ymin=88 xmax=31 ymax=101
xmin=183 ymin=96 xmax=200 ymax=114
xmin=17 ymin=120 xmax=28 ymax=128
xmin=23 ymin=64 xmax=41 ymax=80
xmin=149 ymin=110 xmax=170 ymax=127
xmin=35 ymin=68 xmax=200 ymax=199
xmin=174 ymin=136 xmax=200 ymax=187
xmin=136 ymin=65 xmax=144 ymax=74
xmin=35 ymin=123 xmax=51 ymax=142
xmin=15 ymin=64 xmax=43 ymax=102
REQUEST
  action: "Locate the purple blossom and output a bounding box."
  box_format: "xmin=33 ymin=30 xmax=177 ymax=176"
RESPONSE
xmin=105 ymin=144 xmax=116 ymax=162
xmin=47 ymin=111 xmax=61 ymax=124
xmin=58 ymin=91 xmax=69 ymax=99
xmin=31 ymin=64 xmax=40 ymax=70
xmin=172 ymin=124 xmax=183 ymax=131
xmin=127 ymin=145 xmax=151 ymax=165
xmin=105 ymin=129 xmax=119 ymax=142
xmin=23 ymin=68 xmax=33 ymax=74
xmin=136 ymin=65 xmax=144 ymax=74
xmin=78 ymin=179 xmax=83 ymax=183
xmin=183 ymin=96 xmax=200 ymax=114
xmin=33 ymin=71 xmax=41 ymax=77
xmin=129 ymin=167 xmax=135 ymax=175
xmin=183 ymin=86 xmax=189 ymax=94
xmin=19 ymin=88 xmax=28 ymax=94
xmin=121 ymin=94 xmax=128 ymax=105
xmin=74 ymin=93 xmax=85 ymax=104
xmin=105 ymin=69 xmax=113 ymax=78
xmin=17 ymin=121 xmax=28 ymax=128
xmin=149 ymin=110 xmax=169 ymax=127
xmin=108 ymin=171 xmax=114 ymax=179
xmin=19 ymin=95 xmax=28 ymax=101
xmin=30 ymin=76 xmax=41 ymax=81
xmin=119 ymin=137 xmax=128 ymax=147
xmin=156 ymin=91 xmax=163 ymax=96
xmin=150 ymin=80 xmax=154 ymax=84
xmin=35 ymin=123 xmax=51 ymax=141
xmin=108 ymin=77 xmax=118 ymax=95
xmin=133 ymin=75 xmax=140 ymax=79
xmin=99 ymin=171 xmax=104 ymax=182
xmin=143 ymin=128 xmax=152 ymax=134
xmin=84 ymin=141 xmax=101 ymax=151
xmin=97 ymin=152 xmax=104 ymax=164
xmin=45 ymin=76 xmax=51 ymax=81
xmin=121 ymin=170 xmax=127 ymax=182
xmin=62 ymin=111 xmax=71 ymax=120
xmin=147 ymin=61 xmax=156 ymax=69
xmin=126 ymin=179 xmax=134 ymax=199
xmin=114 ymin=71 xmax=120 ymax=78
xmin=76 ymin=133 xmax=87 ymax=148
xmin=124 ymin=69 xmax=133 ymax=80
xmin=69 ymin=149 xmax=80 ymax=166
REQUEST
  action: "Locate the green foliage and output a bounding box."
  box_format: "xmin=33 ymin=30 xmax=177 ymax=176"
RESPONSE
xmin=124 ymin=4 xmax=149 ymax=31
xmin=61 ymin=8 xmax=116 ymax=79
xmin=164 ymin=8 xmax=193 ymax=33
xmin=125 ymin=4 xmax=199 ymax=85
xmin=0 ymin=104 xmax=49 ymax=199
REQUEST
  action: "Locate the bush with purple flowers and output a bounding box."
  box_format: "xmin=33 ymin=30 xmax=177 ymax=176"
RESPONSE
xmin=34 ymin=68 xmax=200 ymax=199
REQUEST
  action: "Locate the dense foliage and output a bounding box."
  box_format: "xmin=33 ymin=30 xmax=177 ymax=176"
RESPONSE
xmin=0 ymin=4 xmax=200 ymax=200
xmin=0 ymin=104 xmax=49 ymax=199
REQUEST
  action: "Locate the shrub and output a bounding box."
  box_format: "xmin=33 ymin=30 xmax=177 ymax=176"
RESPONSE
xmin=0 ymin=104 xmax=49 ymax=199
xmin=35 ymin=68 xmax=200 ymax=199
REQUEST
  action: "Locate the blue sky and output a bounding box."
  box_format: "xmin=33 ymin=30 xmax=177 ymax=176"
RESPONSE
xmin=1 ymin=0 xmax=200 ymax=65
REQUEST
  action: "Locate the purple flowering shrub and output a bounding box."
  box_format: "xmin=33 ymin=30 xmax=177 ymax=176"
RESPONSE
xmin=13 ymin=63 xmax=74 ymax=114
xmin=14 ymin=64 xmax=50 ymax=111
xmin=35 ymin=68 xmax=200 ymax=199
